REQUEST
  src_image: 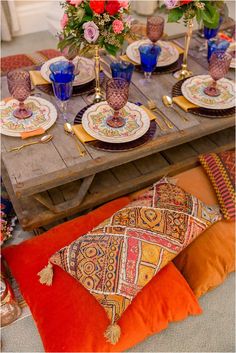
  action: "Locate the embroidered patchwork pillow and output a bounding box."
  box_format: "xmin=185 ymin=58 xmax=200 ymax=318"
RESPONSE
xmin=199 ymin=150 xmax=235 ymax=220
xmin=38 ymin=178 xmax=221 ymax=344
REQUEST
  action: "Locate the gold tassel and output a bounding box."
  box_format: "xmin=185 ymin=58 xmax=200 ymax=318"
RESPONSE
xmin=38 ymin=262 xmax=53 ymax=286
xmin=104 ymin=323 xmax=121 ymax=345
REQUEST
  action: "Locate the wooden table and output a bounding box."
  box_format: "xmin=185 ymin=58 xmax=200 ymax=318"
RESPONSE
xmin=1 ymin=31 xmax=235 ymax=231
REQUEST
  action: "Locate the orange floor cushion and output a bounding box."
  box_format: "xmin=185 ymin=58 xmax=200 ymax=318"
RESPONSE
xmin=2 ymin=197 xmax=202 ymax=352
xmin=173 ymin=166 xmax=235 ymax=297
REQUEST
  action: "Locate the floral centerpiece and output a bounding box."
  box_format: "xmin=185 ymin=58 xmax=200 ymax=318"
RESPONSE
xmin=163 ymin=0 xmax=224 ymax=28
xmin=163 ymin=0 xmax=225 ymax=79
xmin=58 ymin=0 xmax=132 ymax=56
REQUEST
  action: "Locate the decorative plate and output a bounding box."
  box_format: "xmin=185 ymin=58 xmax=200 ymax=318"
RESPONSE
xmin=228 ymin=42 xmax=236 ymax=69
xmin=40 ymin=56 xmax=95 ymax=86
xmin=172 ymin=78 xmax=235 ymax=119
xmin=181 ymin=75 xmax=236 ymax=110
xmin=74 ymin=103 xmax=156 ymax=152
xmin=0 ymin=96 xmax=57 ymax=137
xmin=82 ymin=102 xmax=150 ymax=143
xmin=126 ymin=40 xmax=179 ymax=67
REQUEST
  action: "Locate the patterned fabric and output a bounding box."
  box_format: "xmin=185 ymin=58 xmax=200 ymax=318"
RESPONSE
xmin=199 ymin=150 xmax=235 ymax=220
xmin=0 ymin=49 xmax=61 ymax=74
xmin=50 ymin=178 xmax=221 ymax=337
xmin=1 ymin=179 xmax=17 ymax=245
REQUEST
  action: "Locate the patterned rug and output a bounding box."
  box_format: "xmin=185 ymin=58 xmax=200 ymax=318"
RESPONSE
xmin=0 ymin=49 xmax=61 ymax=74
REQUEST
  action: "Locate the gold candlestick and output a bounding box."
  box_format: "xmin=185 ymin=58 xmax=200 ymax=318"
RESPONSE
xmin=174 ymin=19 xmax=193 ymax=80
xmin=93 ymin=45 xmax=104 ymax=103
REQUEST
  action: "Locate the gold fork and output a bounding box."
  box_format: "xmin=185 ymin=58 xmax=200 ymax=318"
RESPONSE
xmin=147 ymin=99 xmax=174 ymax=129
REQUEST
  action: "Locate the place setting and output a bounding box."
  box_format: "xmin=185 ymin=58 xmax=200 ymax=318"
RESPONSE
xmin=172 ymin=51 xmax=236 ymax=119
xmin=122 ymin=16 xmax=183 ymax=76
xmin=73 ymin=77 xmax=157 ymax=152
xmin=0 ymin=70 xmax=57 ymax=140
xmin=30 ymin=54 xmax=104 ymax=97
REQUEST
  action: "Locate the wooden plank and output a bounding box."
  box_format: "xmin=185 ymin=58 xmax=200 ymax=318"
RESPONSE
xmin=60 ymin=180 xmax=82 ymax=201
xmin=208 ymin=127 xmax=235 ymax=147
xmin=48 ymin=187 xmax=65 ymax=206
xmin=190 ymin=136 xmax=217 ymax=154
xmin=89 ymin=170 xmax=118 ymax=194
xmin=17 ymin=139 xmax=234 ymax=231
xmin=162 ymin=143 xmax=198 ymax=164
xmin=112 ymin=162 xmax=141 ymax=183
xmin=134 ymin=152 xmax=169 ymax=174
xmin=4 ymin=112 xmax=234 ymax=198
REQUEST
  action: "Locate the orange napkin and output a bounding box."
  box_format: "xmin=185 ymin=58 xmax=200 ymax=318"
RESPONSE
xmin=173 ymin=96 xmax=198 ymax=112
xmin=73 ymin=105 xmax=156 ymax=143
xmin=30 ymin=71 xmax=49 ymax=86
xmin=21 ymin=128 xmax=45 ymax=139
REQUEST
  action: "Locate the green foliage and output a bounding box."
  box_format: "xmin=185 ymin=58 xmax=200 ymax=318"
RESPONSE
xmin=167 ymin=7 xmax=184 ymax=23
xmin=165 ymin=1 xmax=223 ymax=28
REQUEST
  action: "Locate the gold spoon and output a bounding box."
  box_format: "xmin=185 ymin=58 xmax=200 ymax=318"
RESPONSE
xmin=64 ymin=123 xmax=86 ymax=157
xmin=147 ymin=99 xmax=174 ymax=129
xmin=8 ymin=134 xmax=53 ymax=152
xmin=162 ymin=95 xmax=189 ymax=122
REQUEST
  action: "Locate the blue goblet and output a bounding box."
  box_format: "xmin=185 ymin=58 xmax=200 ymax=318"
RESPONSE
xmin=138 ymin=44 xmax=161 ymax=79
xmin=50 ymin=72 xmax=74 ymax=121
xmin=49 ymin=60 xmax=75 ymax=76
xmin=200 ymin=17 xmax=223 ymax=56
xmin=110 ymin=61 xmax=134 ymax=84
xmin=207 ymin=38 xmax=230 ymax=62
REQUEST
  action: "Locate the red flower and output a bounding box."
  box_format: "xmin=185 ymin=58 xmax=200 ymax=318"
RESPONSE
xmin=181 ymin=0 xmax=193 ymax=4
xmin=106 ymin=0 xmax=121 ymax=16
xmin=90 ymin=0 xmax=105 ymax=14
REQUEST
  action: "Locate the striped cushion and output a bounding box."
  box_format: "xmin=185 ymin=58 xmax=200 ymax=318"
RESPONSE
xmin=199 ymin=150 xmax=235 ymax=220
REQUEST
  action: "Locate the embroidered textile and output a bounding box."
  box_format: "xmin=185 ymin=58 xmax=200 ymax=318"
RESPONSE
xmin=200 ymin=150 xmax=235 ymax=220
xmin=50 ymin=178 xmax=221 ymax=334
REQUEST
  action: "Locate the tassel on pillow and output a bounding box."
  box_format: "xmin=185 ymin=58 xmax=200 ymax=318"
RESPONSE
xmin=38 ymin=262 xmax=53 ymax=286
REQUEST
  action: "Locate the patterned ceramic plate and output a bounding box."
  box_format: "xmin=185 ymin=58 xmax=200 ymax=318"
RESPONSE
xmin=228 ymin=42 xmax=236 ymax=69
xmin=0 ymin=96 xmax=57 ymax=137
xmin=181 ymin=75 xmax=236 ymax=110
xmin=82 ymin=102 xmax=150 ymax=143
xmin=126 ymin=40 xmax=179 ymax=67
xmin=40 ymin=56 xmax=95 ymax=86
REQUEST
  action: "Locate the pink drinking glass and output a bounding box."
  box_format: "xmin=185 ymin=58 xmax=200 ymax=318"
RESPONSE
xmin=204 ymin=51 xmax=232 ymax=97
xmin=7 ymin=70 xmax=32 ymax=119
xmin=147 ymin=16 xmax=164 ymax=44
xmin=106 ymin=78 xmax=129 ymax=128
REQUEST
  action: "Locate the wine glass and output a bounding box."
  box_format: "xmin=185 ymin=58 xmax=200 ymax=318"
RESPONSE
xmin=147 ymin=16 xmax=164 ymax=45
xmin=7 ymin=70 xmax=32 ymax=119
xmin=106 ymin=78 xmax=129 ymax=128
xmin=204 ymin=51 xmax=232 ymax=97
xmin=139 ymin=44 xmax=161 ymax=79
xmin=49 ymin=61 xmax=75 ymax=121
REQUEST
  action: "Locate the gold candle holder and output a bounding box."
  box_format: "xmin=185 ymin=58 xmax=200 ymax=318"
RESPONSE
xmin=93 ymin=45 xmax=104 ymax=103
xmin=174 ymin=19 xmax=193 ymax=80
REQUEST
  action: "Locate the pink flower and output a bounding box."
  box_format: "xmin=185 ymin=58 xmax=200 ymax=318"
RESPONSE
xmin=83 ymin=21 xmax=99 ymax=43
xmin=60 ymin=13 xmax=68 ymax=28
xmin=164 ymin=0 xmax=179 ymax=9
xmin=119 ymin=1 xmax=129 ymax=9
xmin=112 ymin=19 xmax=124 ymax=34
xmin=68 ymin=0 xmax=83 ymax=6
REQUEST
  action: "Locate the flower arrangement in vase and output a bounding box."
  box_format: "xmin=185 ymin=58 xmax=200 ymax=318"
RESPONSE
xmin=163 ymin=0 xmax=224 ymax=79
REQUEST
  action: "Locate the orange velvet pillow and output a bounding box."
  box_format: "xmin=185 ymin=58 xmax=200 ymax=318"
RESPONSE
xmin=2 ymin=197 xmax=202 ymax=352
xmin=173 ymin=167 xmax=235 ymax=297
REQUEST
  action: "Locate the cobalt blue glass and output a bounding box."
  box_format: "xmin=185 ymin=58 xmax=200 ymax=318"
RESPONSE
xmin=138 ymin=44 xmax=161 ymax=79
xmin=50 ymin=71 xmax=74 ymax=121
xmin=49 ymin=60 xmax=75 ymax=76
xmin=110 ymin=61 xmax=134 ymax=84
xmin=207 ymin=39 xmax=230 ymax=62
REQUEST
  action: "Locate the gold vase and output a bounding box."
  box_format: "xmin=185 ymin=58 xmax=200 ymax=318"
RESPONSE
xmin=93 ymin=45 xmax=104 ymax=103
xmin=174 ymin=19 xmax=193 ymax=80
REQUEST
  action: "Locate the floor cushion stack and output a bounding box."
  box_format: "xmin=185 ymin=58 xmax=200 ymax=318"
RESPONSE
xmin=2 ymin=166 xmax=235 ymax=351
